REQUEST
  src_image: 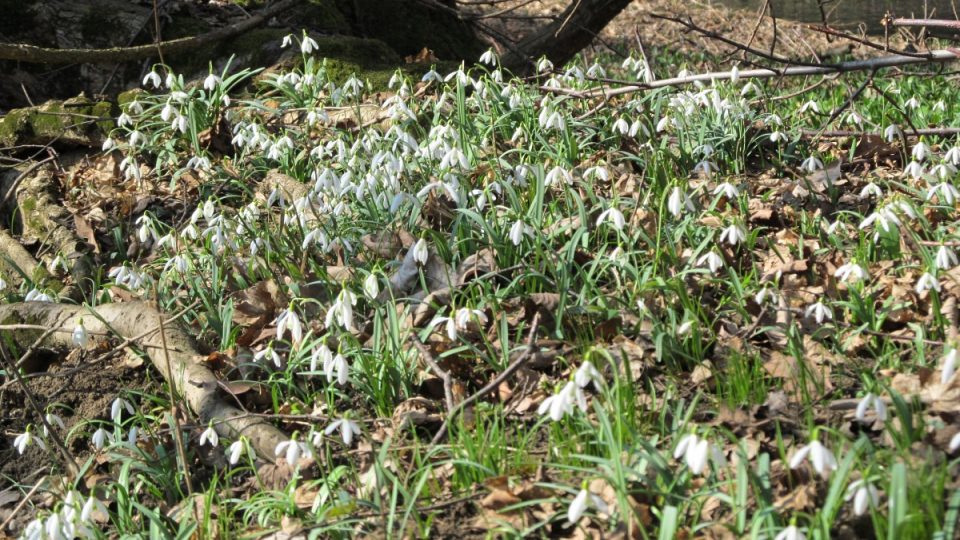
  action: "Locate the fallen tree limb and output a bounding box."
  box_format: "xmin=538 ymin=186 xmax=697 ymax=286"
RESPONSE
xmin=0 ymin=301 xmax=288 ymax=462
xmin=0 ymin=0 xmax=297 ymax=64
xmin=892 ymin=18 xmax=960 ymax=31
xmin=543 ymin=49 xmax=960 ymax=99
xmin=800 ymin=127 xmax=960 ymax=138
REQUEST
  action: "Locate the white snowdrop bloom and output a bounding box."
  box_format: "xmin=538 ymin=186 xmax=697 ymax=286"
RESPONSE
xmin=91 ymin=428 xmax=111 ymax=450
xmin=14 ymin=430 xmax=44 ymax=454
xmin=789 ymin=438 xmax=837 ymax=478
xmin=713 ymin=182 xmax=739 ymax=200
xmin=667 ymin=186 xmax=694 ymax=218
xmin=421 ymin=69 xmax=442 ymax=83
xmin=769 ymin=130 xmax=788 ymax=143
xmin=412 ymin=238 xmax=429 ymax=265
xmin=799 ymin=100 xmax=820 ymax=114
xmin=110 ymin=397 xmax=134 ymax=423
xmin=203 ymin=73 xmax=221 ymax=91
xmin=227 ymin=439 xmax=247 ymax=465
xmin=116 ymin=112 xmax=133 ymax=127
xmin=574 ymin=361 xmax=603 ymax=391
xmin=309 ymin=344 xmax=333 ymax=373
xmin=127 ymin=129 xmax=144 ymax=146
xmin=697 ymin=251 xmax=724 ymax=274
xmin=612 ymin=117 xmax=630 ymax=135
xmin=844 ymin=109 xmax=864 ymax=127
xmin=566 ymin=487 xmax=608 ymax=524
xmin=164 ymin=71 xmax=177 ymax=89
xmin=942 ymin=348 xmax=958 ymax=385
xmin=142 ymin=71 xmax=162 ymax=88
xmin=536 ymin=57 xmax=554 ymax=73
xmin=253 ymin=345 xmax=282 ymax=368
xmin=42 ymin=414 xmax=65 ymax=438
xmin=835 ymin=262 xmax=868 ymax=284
xmin=855 ymin=393 xmax=887 ymax=423
xmin=859 ymin=183 xmax=883 ymax=199
xmin=673 ymin=432 xmax=725 ymax=475
xmin=845 ymin=479 xmax=880 ymax=516
xmin=363 ymin=273 xmax=380 ymax=300
xmin=945 ymin=146 xmax=960 ymax=166
xmin=325 ymin=288 xmax=358 ymax=331
xmin=883 ymin=124 xmax=902 ymax=142
xmin=915 ymin=272 xmax=941 ymax=294
xmin=274 ymin=438 xmax=311 ymax=465
xmin=300 ymin=35 xmax=319 ymax=54
xmin=927 ymin=182 xmax=960 ymax=204
xmin=454 ymin=307 xmax=487 ymax=333
xmin=903 ymin=160 xmax=925 ymax=179
xmin=729 ymin=65 xmax=740 ymax=83
xmin=324 ymin=353 xmax=349 ymax=386
xmin=904 ymin=96 xmax=921 ymax=110
xmin=754 ymin=286 xmax=778 ymax=305
xmin=0 ymin=276 xmax=6 ymax=291
xmin=281 ymin=34 xmax=293 ymax=47
xmin=72 ymin=321 xmax=89 ymax=348
xmin=509 ymin=219 xmax=534 ymax=246
xmin=656 ymin=115 xmax=672 ymax=133
xmin=931 ymin=163 xmax=958 ymax=180
xmin=275 ymin=307 xmax=304 ymax=346
xmin=596 ymin=207 xmax=625 ymax=231
xmin=538 ymin=381 xmax=587 ymax=422
xmin=936 ymin=245 xmax=958 ymax=270
xmin=584 ymin=165 xmax=609 ymax=181
xmin=545 ymin=165 xmax=572 ymax=186
xmin=719 ymin=224 xmax=747 ymax=246
xmin=912 ymin=141 xmax=932 ymax=162
xmin=479 ymin=49 xmax=498 ymax=65
xmin=693 ymin=160 xmax=717 ymax=176
xmin=160 ymin=102 xmax=175 ymax=122
xmin=199 ymin=426 xmax=219 ymax=447
xmin=933 ymin=99 xmax=946 ymax=111
xmin=800 ymin=156 xmax=823 ymax=172
xmin=325 ymin=418 xmax=362 ymax=446
xmin=101 ymin=137 xmax=115 ymax=152
xmin=805 ymin=302 xmax=833 ymax=324
xmin=81 ymin=494 xmax=106 ymax=524
xmin=740 ymin=81 xmax=758 ymax=96
xmin=950 ymin=432 xmax=960 ymax=452
xmin=774 ymin=525 xmax=807 ymax=540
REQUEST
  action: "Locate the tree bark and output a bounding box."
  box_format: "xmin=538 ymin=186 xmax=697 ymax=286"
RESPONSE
xmin=501 ymin=0 xmax=634 ymax=73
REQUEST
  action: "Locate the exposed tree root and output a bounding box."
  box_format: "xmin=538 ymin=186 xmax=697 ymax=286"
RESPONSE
xmin=0 ymin=301 xmax=289 ymax=462
xmin=0 ymin=228 xmax=42 ymax=290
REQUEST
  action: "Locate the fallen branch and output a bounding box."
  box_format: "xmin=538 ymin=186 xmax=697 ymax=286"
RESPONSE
xmin=0 ymin=0 xmax=297 ymax=64
xmin=800 ymin=127 xmax=960 ymax=138
xmin=0 ymin=302 xmax=289 ymax=462
xmin=892 ymin=18 xmax=960 ymax=31
xmin=544 ymin=49 xmax=960 ymax=99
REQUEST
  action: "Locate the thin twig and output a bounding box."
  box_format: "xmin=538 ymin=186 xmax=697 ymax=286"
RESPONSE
xmin=410 ymin=337 xmax=455 ymax=412
xmin=0 ymin=476 xmax=46 ymax=533
xmin=430 ymin=313 xmax=541 ymax=445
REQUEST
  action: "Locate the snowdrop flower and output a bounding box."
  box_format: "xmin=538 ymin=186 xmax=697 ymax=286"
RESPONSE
xmin=325 ymin=288 xmax=358 ymax=331
xmin=567 ymin=486 xmax=608 ymax=524
xmin=412 ymin=238 xmax=429 ymax=265
xmin=596 ymin=207 xmax=625 ymax=231
xmin=421 ymin=69 xmax=443 ymax=83
xmin=789 ymin=438 xmax=837 ymax=478
xmin=945 ymin=146 xmax=960 ymax=166
xmin=101 ymin=137 xmax=115 ymax=152
xmin=667 ymin=186 xmax=694 ymax=218
xmin=42 ymin=413 xmax=64 ymax=438
xmin=950 ymin=432 xmax=960 ymax=452
xmin=805 ymin=301 xmax=833 ymax=324
xmin=927 ymin=182 xmax=960 ymax=204
xmin=859 ymin=183 xmax=883 ymax=199
xmin=844 ymin=109 xmax=864 ymax=127
xmin=883 ymin=124 xmax=902 ymax=142
xmin=713 ymin=182 xmax=739 ymax=200
xmin=754 ymin=286 xmax=778 ymax=305
xmin=729 ymin=64 xmax=740 ymax=83
xmin=855 ymin=393 xmax=887 ymax=423
xmin=538 ymin=381 xmax=587 ymax=422
xmin=903 ymin=160 xmax=925 ymax=179
xmin=363 ymin=273 xmax=380 ymax=300
xmin=203 ymin=73 xmax=221 ymax=91
xmin=915 ymin=272 xmax=941 ymax=294
xmin=800 ymin=156 xmax=823 ymax=172
xmin=835 ymin=261 xmax=868 ymax=284
xmin=799 ymin=100 xmax=820 ymax=114
xmin=0 ymin=276 xmax=6 ymax=291
xmin=110 ymin=397 xmax=134 ymax=423
xmin=509 ymin=219 xmax=534 ymax=246
xmin=536 ymin=57 xmax=554 ymax=73
xmin=775 ymin=525 xmax=807 ymax=540
xmin=673 ymin=432 xmax=725 ymax=475
xmin=324 ymin=353 xmax=349 ymax=386
xmin=770 ymin=130 xmax=788 ymax=143
xmin=931 ymin=163 xmax=958 ymax=181
xmin=300 ymin=35 xmax=319 ymax=54
xmin=719 ymin=224 xmax=746 ymax=246
xmin=612 ymin=117 xmax=630 ymax=135
xmin=14 ymin=429 xmax=44 ymax=454
xmin=275 ymin=436 xmax=311 ymax=465
xmin=845 ymin=479 xmax=880 ymax=516
xmin=275 ymin=306 xmax=304 ymax=346
xmin=91 ymin=428 xmax=111 ymax=450
xmin=142 ymin=71 xmax=162 ymax=88
xmin=941 ymin=348 xmax=958 ymax=385
xmin=545 ymin=165 xmax=572 ymax=186
xmin=324 ymin=418 xmax=361 ymax=446
xmin=72 ymin=320 xmax=89 ymax=348
xmin=227 ymin=438 xmax=249 ymax=465
xmin=25 ymin=289 xmax=53 ymax=302
xmin=936 ymin=245 xmax=958 ymax=270
xmin=574 ymin=361 xmax=603 ymax=390
xmin=479 ymin=49 xmax=497 ymax=65
xmin=253 ymin=344 xmax=282 ymax=368
xmin=912 ymin=141 xmax=932 ymax=162
xmin=199 ymin=425 xmax=219 ymax=447
xmin=697 ymin=251 xmax=724 ymax=274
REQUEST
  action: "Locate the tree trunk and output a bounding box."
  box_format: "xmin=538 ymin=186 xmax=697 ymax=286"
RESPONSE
xmin=501 ymin=0 xmax=634 ymax=73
